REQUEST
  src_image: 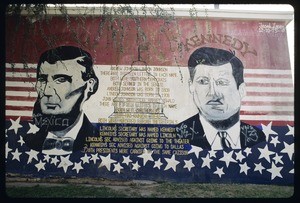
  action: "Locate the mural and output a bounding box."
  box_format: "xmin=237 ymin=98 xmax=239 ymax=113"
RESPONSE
xmin=23 ymin=46 xmax=99 ymax=155
xmin=177 ymin=47 xmax=266 ymax=150
xmin=5 ymin=6 xmax=294 ymax=185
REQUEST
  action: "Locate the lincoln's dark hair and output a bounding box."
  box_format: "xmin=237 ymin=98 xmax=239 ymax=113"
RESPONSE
xmin=188 ymin=47 xmax=244 ymax=88
xmin=37 ymin=46 xmax=99 ymax=99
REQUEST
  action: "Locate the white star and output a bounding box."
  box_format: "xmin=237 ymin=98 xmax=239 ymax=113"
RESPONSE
xmin=164 ymin=154 xmax=180 ymax=172
xmin=5 ymin=129 xmax=8 ymax=138
xmin=289 ymin=169 xmax=294 ymax=174
xmin=243 ymin=147 xmax=252 ymax=156
xmin=208 ymin=150 xmax=217 ymax=158
xmin=254 ymin=162 xmax=265 ymax=174
xmin=235 ymin=150 xmax=245 ymax=162
xmin=80 ymin=154 xmax=91 ymax=164
xmin=43 ymin=154 xmax=51 ymax=162
xmin=35 ymin=160 xmax=46 ymax=172
xmin=285 ymin=124 xmax=294 ymax=137
xmin=8 ymin=117 xmax=23 ymax=134
xmin=183 ymin=159 xmax=195 ymax=171
xmin=113 ymin=163 xmax=124 ymax=174
xmin=50 ymin=156 xmax=59 ymax=166
xmin=214 ymin=167 xmax=225 ymax=178
xmin=137 ymin=148 xmax=154 ymax=166
xmin=27 ymin=123 xmax=40 ymax=134
xmin=267 ymin=162 xmax=283 ymax=180
xmin=11 ymin=148 xmax=22 ymax=162
xmin=132 ymin=161 xmax=140 ymax=171
xmin=5 ymin=142 xmax=12 ymax=159
xmin=25 ymin=149 xmax=39 ymax=164
xmin=153 ymin=158 xmax=163 ymax=169
xmin=57 ymin=155 xmax=73 ymax=173
xmin=90 ymin=153 xmax=100 ymax=164
xmin=99 ymin=154 xmax=117 ymax=171
xmin=270 ymin=135 xmax=280 ymax=148
xmin=258 ymin=145 xmax=275 ymax=163
xmin=72 ymin=162 xmax=83 ymax=174
xmin=261 ymin=122 xmax=278 ymax=142
xmin=219 ymin=151 xmax=237 ymax=167
xmin=239 ymin=162 xmax=250 ymax=175
xmin=201 ymin=153 xmax=213 ymax=169
xmin=280 ymin=142 xmax=294 ymax=161
xmin=188 ymin=145 xmax=202 ymax=158
xmin=272 ymin=153 xmax=283 ymax=165
xmin=122 ymin=155 xmax=132 ymax=166
xmin=17 ymin=136 xmax=25 ymax=146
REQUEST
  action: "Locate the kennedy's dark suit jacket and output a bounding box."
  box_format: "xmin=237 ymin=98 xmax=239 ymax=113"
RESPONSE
xmin=23 ymin=114 xmax=99 ymax=152
xmin=176 ymin=114 xmax=266 ymax=149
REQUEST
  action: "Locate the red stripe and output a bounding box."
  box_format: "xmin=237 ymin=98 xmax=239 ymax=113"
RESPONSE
xmin=6 ymin=77 xmax=36 ymax=82
xmin=6 ymin=86 xmax=36 ymax=92
xmin=6 ymin=68 xmax=36 ymax=73
xmin=242 ymin=101 xmax=294 ymax=106
xmin=244 ymin=73 xmax=292 ymax=78
xmin=246 ymin=92 xmax=294 ymax=97
xmin=5 ymin=116 xmax=33 ymax=121
xmin=246 ymin=82 xmax=293 ymax=88
xmin=6 ymin=105 xmax=34 ymax=111
xmin=6 ymin=96 xmax=37 ymax=101
xmin=240 ymin=111 xmax=294 ymax=115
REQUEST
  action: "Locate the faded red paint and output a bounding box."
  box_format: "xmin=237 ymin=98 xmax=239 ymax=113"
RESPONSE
xmin=6 ymin=16 xmax=290 ymax=70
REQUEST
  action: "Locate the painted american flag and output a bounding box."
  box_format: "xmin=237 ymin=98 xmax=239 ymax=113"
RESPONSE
xmin=5 ymin=63 xmax=294 ymax=126
xmin=5 ymin=62 xmax=294 ymax=185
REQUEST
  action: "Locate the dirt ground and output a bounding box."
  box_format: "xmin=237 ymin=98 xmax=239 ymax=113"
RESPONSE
xmin=5 ymin=174 xmax=160 ymax=197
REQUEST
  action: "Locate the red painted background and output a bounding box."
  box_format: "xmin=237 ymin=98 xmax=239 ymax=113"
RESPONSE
xmin=6 ymin=15 xmax=290 ymax=70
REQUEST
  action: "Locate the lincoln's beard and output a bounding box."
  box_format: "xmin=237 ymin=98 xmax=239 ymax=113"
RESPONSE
xmin=32 ymin=92 xmax=85 ymax=132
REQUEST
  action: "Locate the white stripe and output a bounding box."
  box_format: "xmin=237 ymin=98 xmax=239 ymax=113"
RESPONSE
xmin=241 ymin=115 xmax=294 ymax=121
xmin=244 ymin=68 xmax=293 ymax=75
xmin=6 ymin=72 xmax=36 ymax=78
xmin=243 ymin=96 xmax=294 ymax=102
xmin=6 ymin=110 xmax=32 ymax=117
xmin=6 ymin=91 xmax=38 ymax=97
xmin=245 ymin=86 xmax=293 ymax=93
xmin=241 ymin=105 xmax=294 ymax=112
xmin=244 ymin=78 xmax=294 ymax=84
xmin=5 ymin=81 xmax=35 ymax=88
xmin=5 ymin=63 xmax=37 ymax=69
xmin=6 ymin=100 xmax=34 ymax=107
xmin=5 ymin=79 xmax=293 ymax=89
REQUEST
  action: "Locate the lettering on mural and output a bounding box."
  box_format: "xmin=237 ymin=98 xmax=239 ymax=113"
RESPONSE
xmin=98 ymin=66 xmax=178 ymax=124
xmin=183 ymin=33 xmax=257 ymax=57
xmin=258 ymin=22 xmax=286 ymax=34
xmin=84 ymin=125 xmax=189 ymax=156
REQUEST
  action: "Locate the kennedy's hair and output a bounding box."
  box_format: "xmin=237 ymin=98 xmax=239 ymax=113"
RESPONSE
xmin=37 ymin=46 xmax=99 ymax=99
xmin=188 ymin=47 xmax=244 ymax=88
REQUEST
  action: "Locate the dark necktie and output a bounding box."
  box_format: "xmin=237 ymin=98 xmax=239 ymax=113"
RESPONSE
xmin=218 ymin=131 xmax=231 ymax=149
xmin=42 ymin=137 xmax=74 ymax=151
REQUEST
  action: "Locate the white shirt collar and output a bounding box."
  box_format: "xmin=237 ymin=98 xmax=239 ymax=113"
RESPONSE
xmin=199 ymin=114 xmax=241 ymax=150
xmin=42 ymin=111 xmax=84 ymax=155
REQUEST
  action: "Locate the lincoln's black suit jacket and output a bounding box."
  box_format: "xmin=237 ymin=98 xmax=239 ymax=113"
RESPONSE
xmin=23 ymin=114 xmax=99 ymax=152
xmin=175 ymin=114 xmax=266 ymax=149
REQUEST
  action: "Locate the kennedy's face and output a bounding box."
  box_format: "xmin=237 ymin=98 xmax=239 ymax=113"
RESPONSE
xmin=190 ymin=63 xmax=245 ymax=121
xmin=35 ymin=58 xmax=87 ymax=115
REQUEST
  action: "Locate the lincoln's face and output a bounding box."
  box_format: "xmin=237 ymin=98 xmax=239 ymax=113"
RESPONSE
xmin=190 ymin=62 xmax=245 ymax=121
xmin=35 ymin=57 xmax=88 ymax=115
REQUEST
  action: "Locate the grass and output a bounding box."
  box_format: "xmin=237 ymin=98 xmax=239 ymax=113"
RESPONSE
xmin=5 ymin=182 xmax=294 ymax=198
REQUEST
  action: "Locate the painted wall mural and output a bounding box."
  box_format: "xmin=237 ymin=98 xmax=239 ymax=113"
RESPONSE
xmin=5 ymin=7 xmax=294 ymax=185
